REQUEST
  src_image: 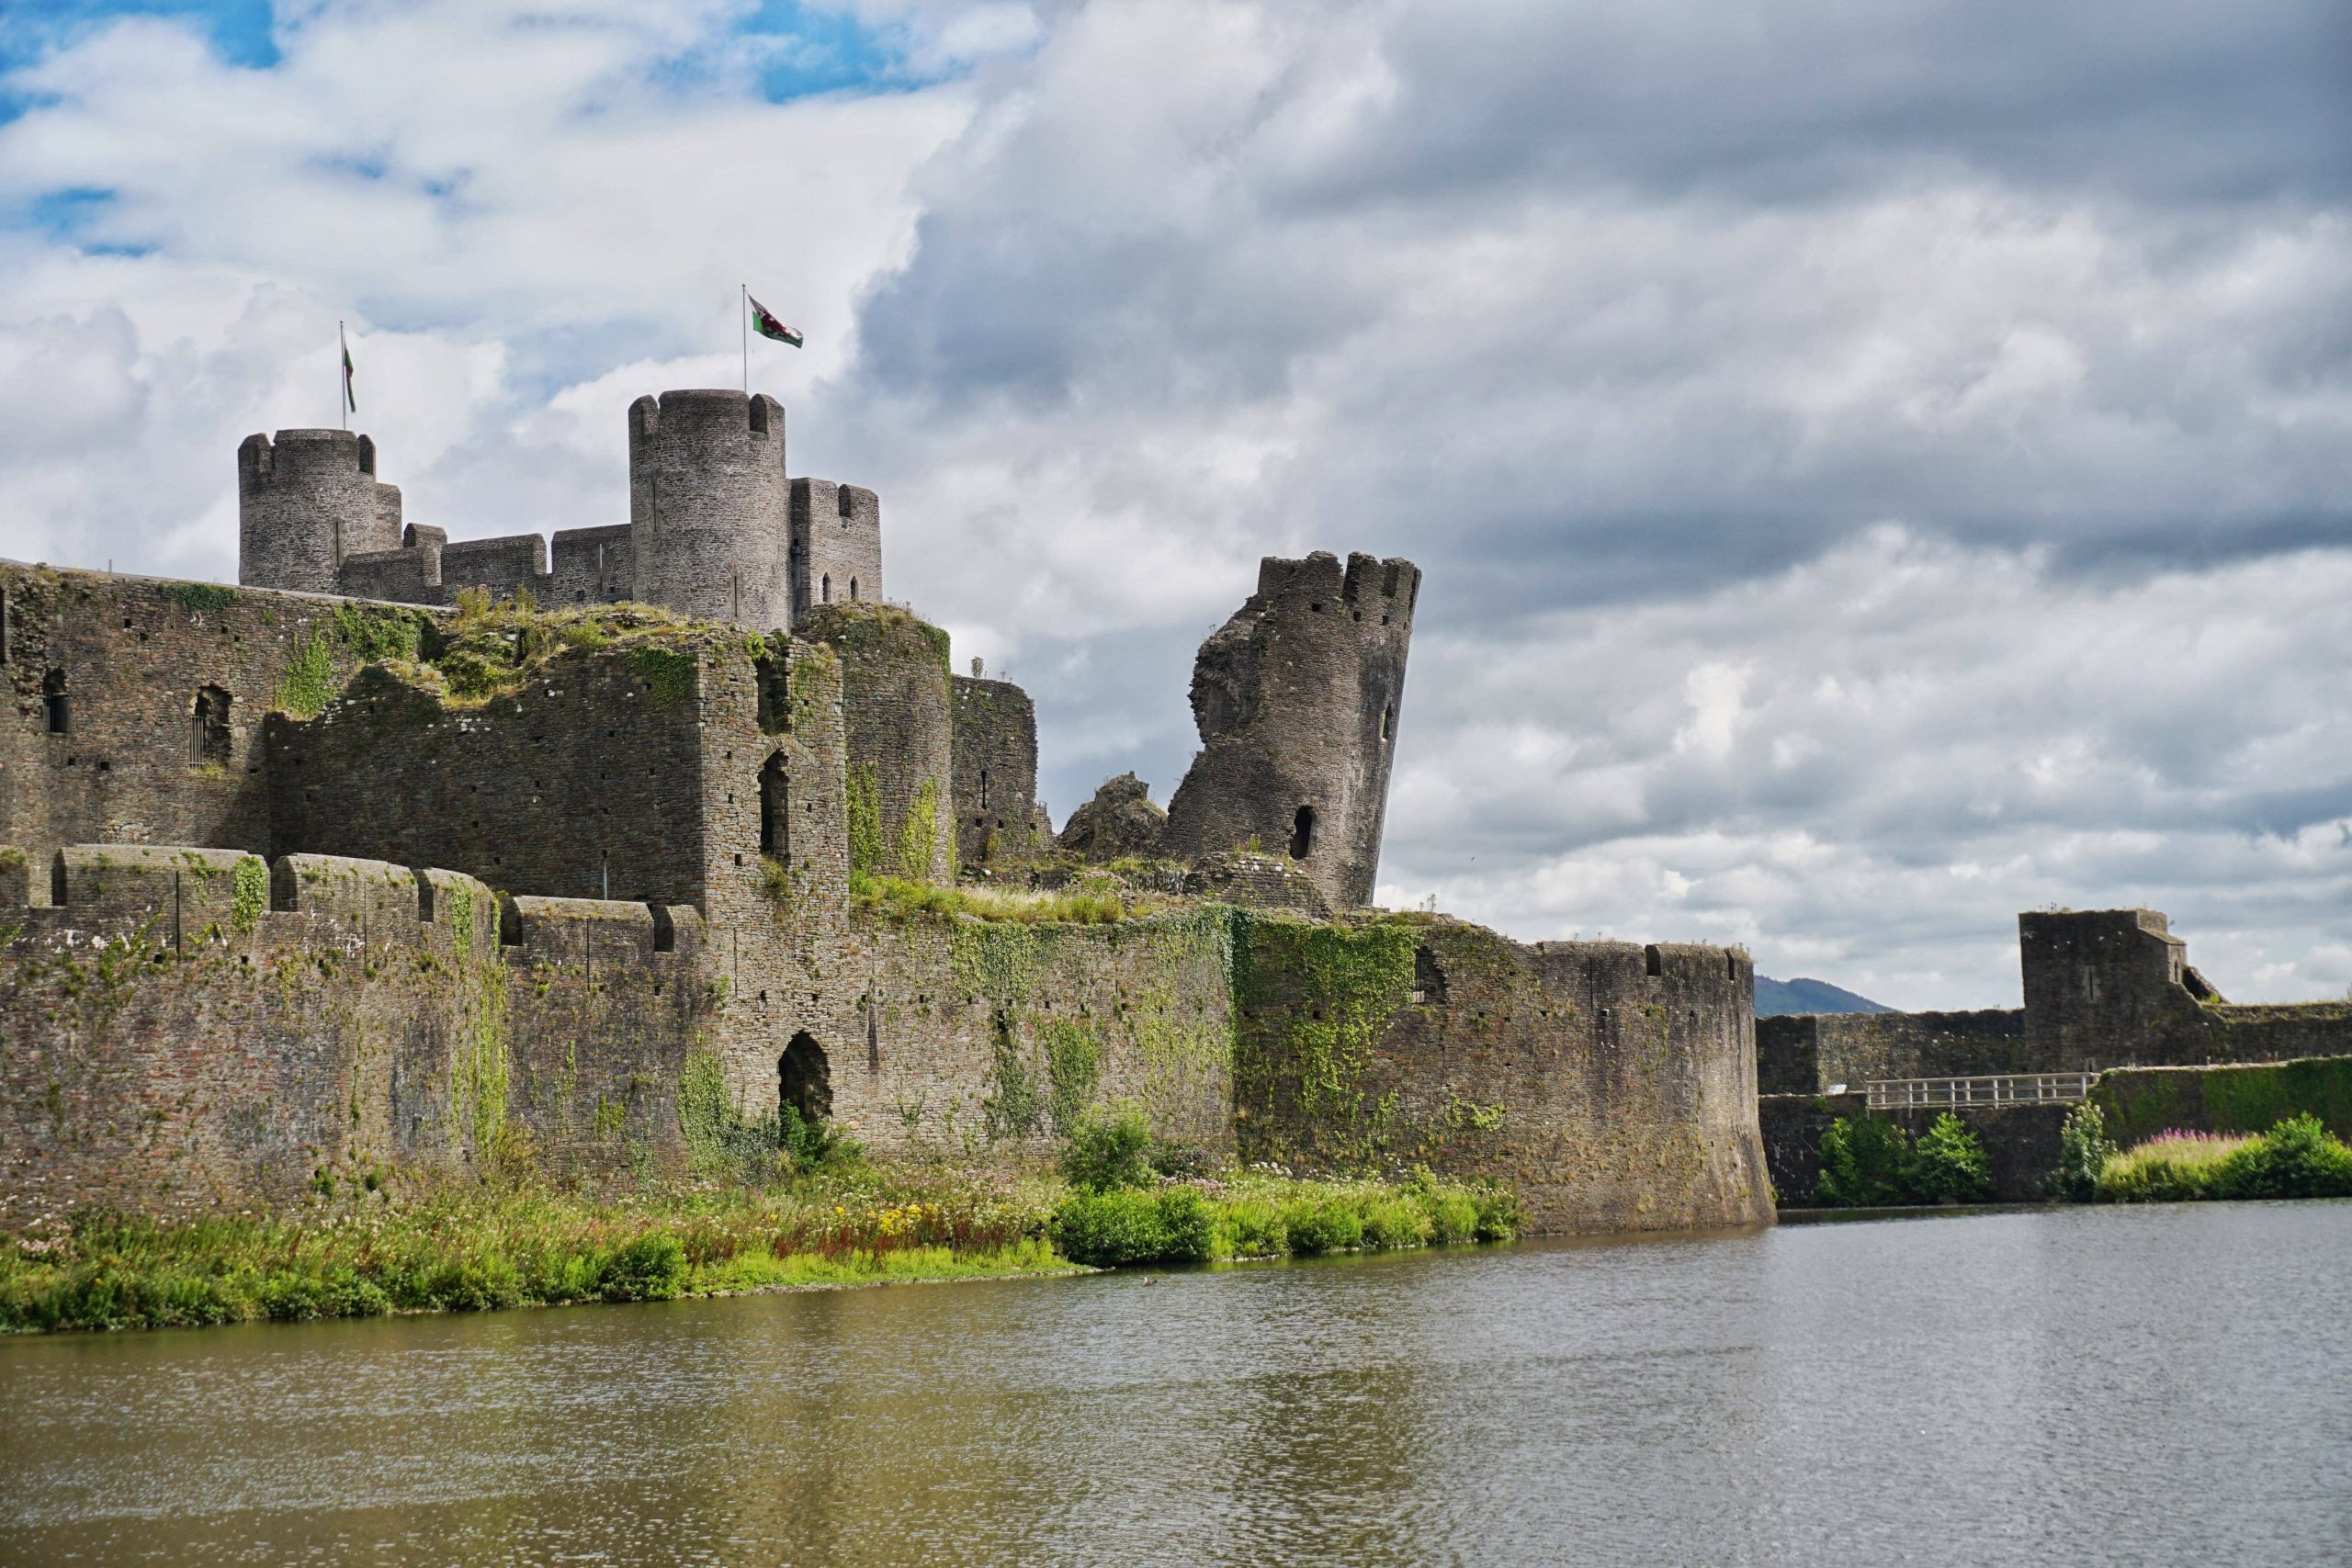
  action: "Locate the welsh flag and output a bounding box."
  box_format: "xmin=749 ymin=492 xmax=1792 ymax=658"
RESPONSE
xmin=749 ymin=296 xmax=802 ymax=348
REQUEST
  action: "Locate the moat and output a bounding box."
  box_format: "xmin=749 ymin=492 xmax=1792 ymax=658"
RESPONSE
xmin=5 ymin=1203 xmax=2347 ymax=1566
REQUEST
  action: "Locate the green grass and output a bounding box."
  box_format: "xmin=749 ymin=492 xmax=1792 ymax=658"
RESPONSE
xmin=0 ymin=1160 xmax=1523 ymax=1333
xmin=852 ymin=871 xmax=1130 ymax=926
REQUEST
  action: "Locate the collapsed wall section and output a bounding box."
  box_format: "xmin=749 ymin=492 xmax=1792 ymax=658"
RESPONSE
xmin=0 ymin=566 xmax=438 ymax=880
xmin=1231 ymin=915 xmax=1770 ymax=1234
xmin=265 ymin=633 xmax=724 ymax=907
xmin=0 ymin=847 xmax=712 ymax=1222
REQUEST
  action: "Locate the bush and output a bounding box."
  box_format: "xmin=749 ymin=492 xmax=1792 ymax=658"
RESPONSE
xmin=2046 ymin=1102 xmax=2118 ymax=1202
xmin=1059 ymin=1105 xmax=1154 ymax=1191
xmin=1362 ymin=1195 xmax=1433 ymax=1249
xmin=1213 ymin=1197 xmax=1289 ymax=1258
xmin=596 ymin=1233 xmax=688 ymax=1302
xmin=1152 ymin=1188 xmax=1216 ymax=1263
xmin=1423 ymin=1189 xmax=1482 ymax=1244
xmin=2211 ymin=1113 xmax=2352 ymax=1200
xmin=1909 ymin=1113 xmax=1994 ymax=1204
xmin=1283 ymin=1200 xmax=1364 ymax=1256
xmin=1053 ymin=1188 xmax=1169 ymax=1266
xmin=1815 ymin=1116 xmax=1915 ymax=1207
xmin=1468 ymin=1185 xmax=1523 ymax=1242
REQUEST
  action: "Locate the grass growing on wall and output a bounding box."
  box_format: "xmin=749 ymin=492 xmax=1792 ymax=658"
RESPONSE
xmin=858 ymin=873 xmax=1127 ymax=928
xmin=846 ymin=763 xmax=885 ymax=876
xmin=2095 ymin=1056 xmax=2352 ymax=1147
xmin=1229 ymin=914 xmax=1419 ymax=1155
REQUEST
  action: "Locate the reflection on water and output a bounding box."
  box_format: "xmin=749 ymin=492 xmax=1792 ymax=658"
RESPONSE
xmin=4 ymin=1202 xmax=2349 ymax=1565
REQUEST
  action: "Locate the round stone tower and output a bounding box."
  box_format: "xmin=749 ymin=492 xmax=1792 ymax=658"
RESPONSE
xmin=236 ymin=429 xmax=402 ymax=594
xmin=628 ymin=389 xmax=789 ymax=627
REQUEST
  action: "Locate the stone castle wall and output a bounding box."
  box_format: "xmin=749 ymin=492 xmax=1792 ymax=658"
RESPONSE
xmin=798 ymin=604 xmax=954 ymax=886
xmin=1232 ymin=916 xmax=1769 ymax=1234
xmin=0 ymin=847 xmax=710 ymax=1225
xmin=789 ymin=479 xmax=883 ymax=621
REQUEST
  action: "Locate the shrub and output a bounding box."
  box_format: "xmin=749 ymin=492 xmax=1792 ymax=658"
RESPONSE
xmin=1909 ymin=1112 xmax=1994 ymax=1204
xmin=1214 ymin=1197 xmax=1289 ymax=1258
xmin=1283 ymin=1200 xmax=1364 ymax=1256
xmin=1422 ymin=1189 xmax=1482 ymax=1244
xmin=2211 ymin=1114 xmax=2352 ymax=1200
xmin=1468 ymin=1185 xmax=1524 ymax=1242
xmin=1152 ymin=1188 xmax=1216 ymax=1263
xmin=1053 ymin=1188 xmax=1169 ymax=1266
xmin=2046 ymin=1102 xmax=2118 ymax=1202
xmin=1362 ymin=1195 xmax=1433 ymax=1249
xmin=596 ymin=1233 xmax=688 ymax=1302
xmin=1059 ymin=1104 xmax=1153 ymax=1191
xmin=1815 ymin=1116 xmax=1914 ymax=1207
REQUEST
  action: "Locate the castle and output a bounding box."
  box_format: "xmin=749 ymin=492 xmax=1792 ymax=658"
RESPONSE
xmin=0 ymin=389 xmax=1770 ymax=1235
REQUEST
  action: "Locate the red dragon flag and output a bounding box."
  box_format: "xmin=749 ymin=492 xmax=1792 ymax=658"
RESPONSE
xmin=749 ymin=296 xmax=803 ymax=348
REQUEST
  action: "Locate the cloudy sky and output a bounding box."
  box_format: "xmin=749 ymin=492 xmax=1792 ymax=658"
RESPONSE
xmin=3 ymin=0 xmax=2348 ymax=1008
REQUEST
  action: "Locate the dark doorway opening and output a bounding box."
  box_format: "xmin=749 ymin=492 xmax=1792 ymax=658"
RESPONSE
xmin=42 ymin=670 xmax=67 ymax=734
xmin=191 ymin=685 xmax=232 ymax=765
xmin=780 ymin=1032 xmax=831 ymax=1125
xmin=1289 ymin=804 xmax=1316 ymax=860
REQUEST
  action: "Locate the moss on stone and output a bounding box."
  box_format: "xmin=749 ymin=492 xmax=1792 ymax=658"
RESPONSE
xmin=1230 ymin=912 xmax=1419 ymax=1157
xmin=228 ymin=856 xmax=268 ymax=933
xmin=162 ymin=581 xmax=238 ymax=613
xmin=899 ymin=777 xmax=942 ymax=879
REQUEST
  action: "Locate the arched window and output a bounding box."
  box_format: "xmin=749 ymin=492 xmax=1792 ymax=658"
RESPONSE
xmin=41 ymin=670 xmax=67 ymax=735
xmin=848 ymin=577 xmax=859 ymax=601
xmin=190 ymin=685 xmax=232 ymax=765
xmin=759 ymin=753 xmax=789 ymax=859
xmin=820 ymin=573 xmax=831 ymax=604
xmin=780 ymin=1032 xmax=831 ymax=1125
xmin=1289 ymin=804 xmax=1316 ymax=860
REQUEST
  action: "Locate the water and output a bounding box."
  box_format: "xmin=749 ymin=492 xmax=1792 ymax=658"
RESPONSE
xmin=4 ymin=1202 xmax=2348 ymax=1566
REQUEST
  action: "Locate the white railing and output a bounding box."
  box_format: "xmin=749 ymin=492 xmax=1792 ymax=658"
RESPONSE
xmin=1865 ymin=1072 xmax=2097 ymax=1111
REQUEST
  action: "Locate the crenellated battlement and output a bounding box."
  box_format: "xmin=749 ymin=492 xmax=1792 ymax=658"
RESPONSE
xmin=237 ymin=428 xmax=404 ymax=595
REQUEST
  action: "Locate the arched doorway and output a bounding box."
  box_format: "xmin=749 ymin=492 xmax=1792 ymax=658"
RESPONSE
xmin=779 ymin=1032 xmax=831 ymax=1125
xmin=1288 ymin=804 xmax=1316 ymax=860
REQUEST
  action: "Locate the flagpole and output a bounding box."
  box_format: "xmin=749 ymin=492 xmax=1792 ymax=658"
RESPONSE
xmin=339 ymin=321 xmax=347 ymax=431
xmin=741 ymin=284 xmax=749 ymax=394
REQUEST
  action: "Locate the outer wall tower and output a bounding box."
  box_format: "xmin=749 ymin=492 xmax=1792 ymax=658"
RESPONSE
xmin=237 ymin=429 xmax=402 ymax=593
xmin=1160 ymin=551 xmax=1418 ymax=909
xmin=628 ymin=389 xmax=789 ymax=627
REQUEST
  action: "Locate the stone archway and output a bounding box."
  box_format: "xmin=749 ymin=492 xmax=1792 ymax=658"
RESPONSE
xmin=779 ymin=1031 xmax=831 ymax=1125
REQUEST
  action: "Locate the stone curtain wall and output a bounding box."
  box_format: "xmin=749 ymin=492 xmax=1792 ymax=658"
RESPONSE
xmin=1757 ymin=1009 xmax=2030 ymax=1092
xmin=266 ymin=648 xmax=716 ymax=909
xmin=1162 ymin=552 xmax=1418 ymax=910
xmin=1231 ymin=914 xmax=1770 ymax=1235
xmin=0 ymin=565 xmax=435 ymax=877
xmin=950 ymin=675 xmax=1050 ymax=872
xmin=797 ymin=604 xmax=954 ymax=886
xmin=0 ymin=848 xmax=710 ymax=1224
xmin=1757 ymin=1092 xmax=2069 ymax=1205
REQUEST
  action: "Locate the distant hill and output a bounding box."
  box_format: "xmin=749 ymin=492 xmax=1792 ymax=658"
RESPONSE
xmin=1754 ymin=976 xmax=1894 ymax=1018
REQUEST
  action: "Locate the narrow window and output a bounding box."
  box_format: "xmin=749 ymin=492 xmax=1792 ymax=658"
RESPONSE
xmin=821 ymin=573 xmax=831 ymax=604
xmin=1 ymin=589 xmax=9 ymax=663
xmin=978 ymin=768 xmax=990 ymax=810
xmin=190 ymin=685 xmax=232 ymax=765
xmin=1289 ymin=804 xmax=1315 ymax=860
xmin=42 ymin=669 xmax=67 ymax=734
xmin=1380 ymin=704 xmax=1394 ymax=741
xmin=780 ymin=1032 xmax=831 ymax=1124
xmin=848 ymin=577 xmax=859 ymax=601
xmin=759 ymin=752 xmax=789 ymax=859
xmin=755 ymin=651 xmax=791 ymax=734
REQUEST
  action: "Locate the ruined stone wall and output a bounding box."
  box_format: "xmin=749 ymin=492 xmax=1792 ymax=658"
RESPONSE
xmin=266 ymin=642 xmax=717 ymax=908
xmin=238 ymin=429 xmax=402 ymax=595
xmin=1758 ymin=1092 xmax=2067 ymax=1206
xmin=0 ymin=848 xmax=710 ymax=1224
xmin=0 ymin=566 xmax=435 ymax=879
xmin=1161 ymin=551 xmax=1417 ymax=909
xmin=1231 ymin=914 xmax=1770 ymax=1235
xmin=1757 ymin=1008 xmax=2030 ymax=1093
xmin=950 ymin=674 xmax=1049 ymax=871
xmin=797 ymin=604 xmax=953 ymax=886
xmin=549 ymin=525 xmax=636 ymax=607
xmin=789 ymin=479 xmax=883 ymax=623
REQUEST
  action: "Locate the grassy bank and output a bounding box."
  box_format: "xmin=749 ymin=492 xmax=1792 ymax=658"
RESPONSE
xmin=0 ymin=1156 xmax=1521 ymax=1334
xmin=2088 ymin=1112 xmax=2352 ymax=1202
